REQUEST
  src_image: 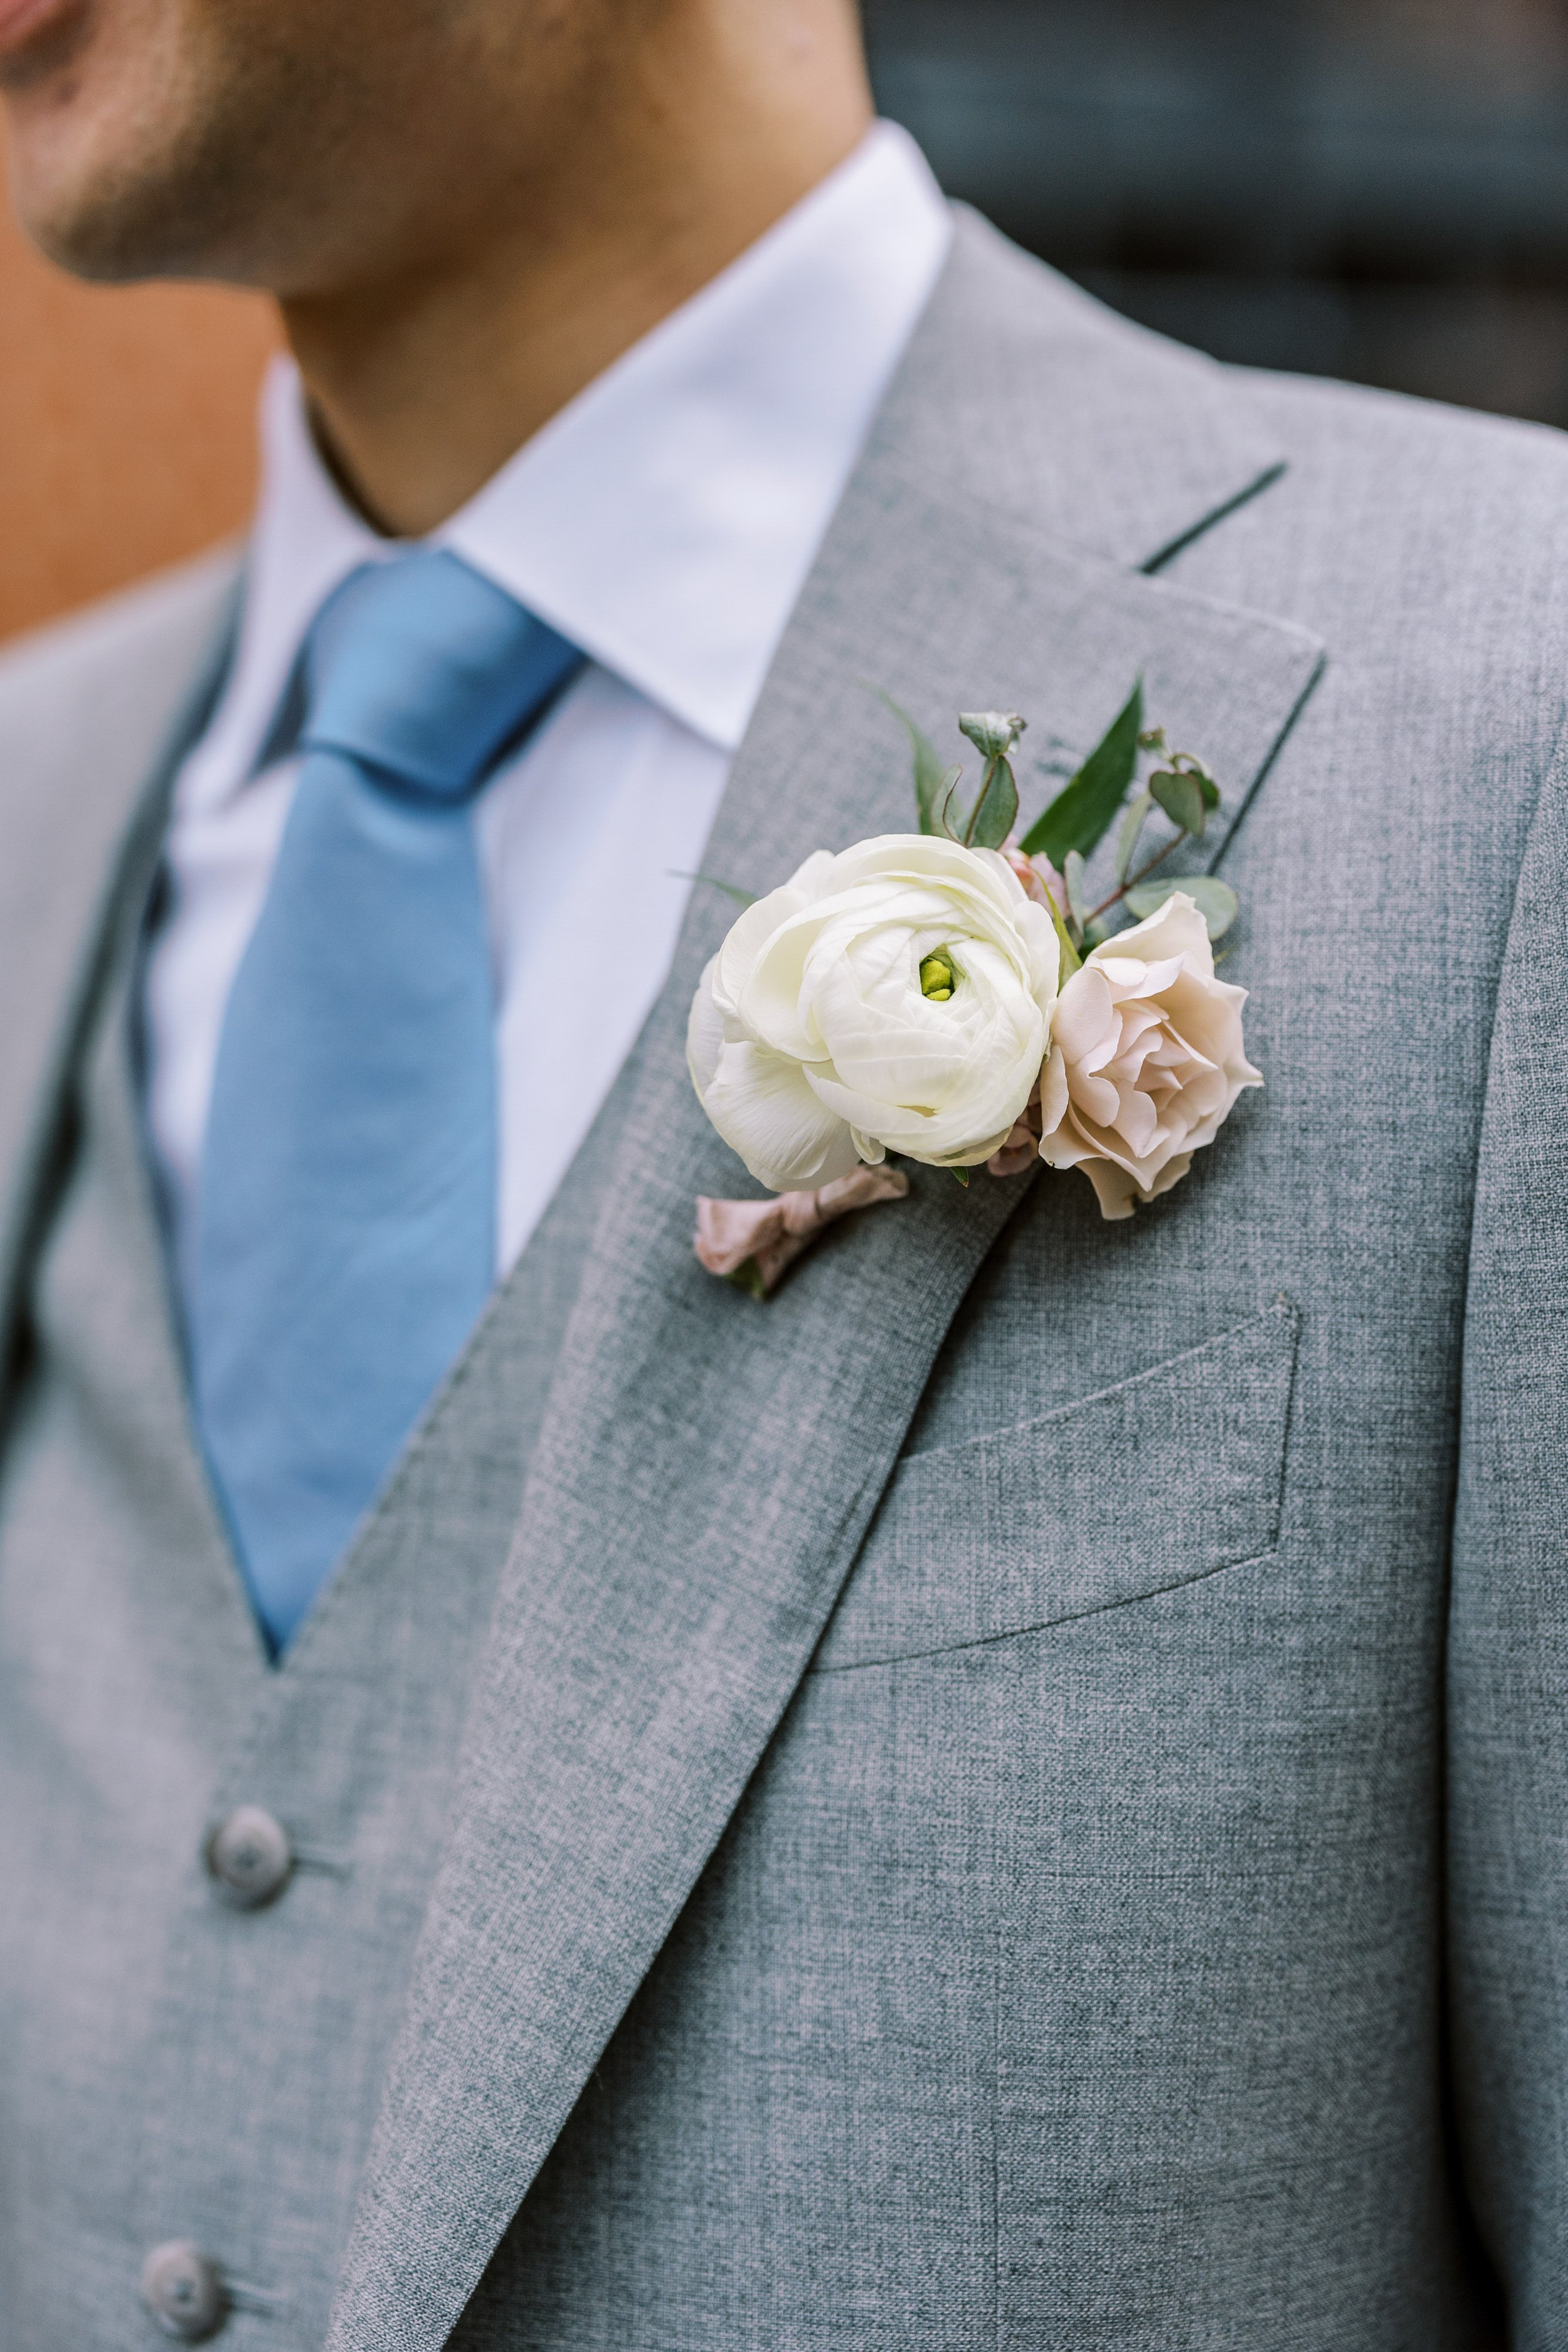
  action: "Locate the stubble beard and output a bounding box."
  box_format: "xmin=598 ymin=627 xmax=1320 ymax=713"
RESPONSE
xmin=7 ymin=0 xmax=426 ymax=292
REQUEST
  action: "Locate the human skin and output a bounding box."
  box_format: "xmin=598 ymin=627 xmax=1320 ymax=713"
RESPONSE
xmin=0 ymin=0 xmax=872 ymax=531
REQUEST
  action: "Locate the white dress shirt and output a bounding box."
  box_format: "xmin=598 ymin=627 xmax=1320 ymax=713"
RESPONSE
xmin=144 ymin=122 xmax=952 ymax=1281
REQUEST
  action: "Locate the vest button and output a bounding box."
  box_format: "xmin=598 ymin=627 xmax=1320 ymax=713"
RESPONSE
xmin=140 ymin=2241 xmax=228 ymax=2339
xmin=204 ymin=1805 xmax=293 ymax=1907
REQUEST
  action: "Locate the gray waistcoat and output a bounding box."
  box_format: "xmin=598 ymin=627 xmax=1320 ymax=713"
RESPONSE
xmin=0 ymin=827 xmax=620 ymax=2349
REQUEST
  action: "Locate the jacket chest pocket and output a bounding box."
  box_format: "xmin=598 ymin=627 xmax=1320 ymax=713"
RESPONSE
xmin=813 ymin=1296 xmax=1299 ymax=1673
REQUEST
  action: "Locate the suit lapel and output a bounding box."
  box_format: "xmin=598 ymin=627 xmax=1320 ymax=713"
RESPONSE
xmin=327 ymin=247 xmax=1327 ymax=2348
xmin=0 ymin=554 xmax=241 ymax=1406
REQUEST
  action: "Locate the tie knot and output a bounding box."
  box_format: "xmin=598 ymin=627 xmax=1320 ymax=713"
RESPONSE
xmin=299 ymin=549 xmax=583 ymax=802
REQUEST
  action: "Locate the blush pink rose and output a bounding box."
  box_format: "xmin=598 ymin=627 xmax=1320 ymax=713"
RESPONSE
xmin=1036 ymin=891 xmax=1261 ymax=1219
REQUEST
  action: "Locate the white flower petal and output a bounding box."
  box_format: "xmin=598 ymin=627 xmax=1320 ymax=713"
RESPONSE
xmin=702 ymin=1041 xmax=861 ymax=1191
xmin=690 ymin=832 xmax=1059 ymax=1180
xmin=684 ymin=956 xmax=726 ymax=1096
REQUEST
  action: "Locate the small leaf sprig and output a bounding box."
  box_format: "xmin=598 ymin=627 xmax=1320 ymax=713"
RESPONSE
xmin=875 ymin=692 xmax=1029 ymax=850
xmin=879 ymin=678 xmax=1238 ymax=975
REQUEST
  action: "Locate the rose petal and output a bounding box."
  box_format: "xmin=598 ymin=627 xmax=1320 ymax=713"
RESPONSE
xmin=1038 ymin=1044 xmax=1071 ymax=1139
xmin=1051 ymin=965 xmax=1116 ymax=1062
xmin=1079 ymin=1156 xmax=1142 ymax=1219
xmin=1032 ymin=896 xmax=1261 ymax=1219
xmin=1101 ymin=890 xmax=1213 ymax=973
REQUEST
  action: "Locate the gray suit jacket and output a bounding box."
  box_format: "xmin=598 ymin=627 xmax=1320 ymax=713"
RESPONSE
xmin=4 ymin=209 xmax=1566 ymax=2348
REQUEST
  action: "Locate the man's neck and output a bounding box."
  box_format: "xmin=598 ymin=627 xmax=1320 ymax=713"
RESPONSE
xmin=281 ymin=11 xmax=873 ymax=539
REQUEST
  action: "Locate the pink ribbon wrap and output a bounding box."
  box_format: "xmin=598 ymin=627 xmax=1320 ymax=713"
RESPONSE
xmin=694 ymin=1165 xmax=911 ymax=1296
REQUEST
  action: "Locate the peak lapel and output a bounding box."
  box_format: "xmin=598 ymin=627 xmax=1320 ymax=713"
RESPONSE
xmin=872 ymin=207 xmax=1290 ymax=577
xmin=329 ymin=278 xmax=1326 ymax=2350
xmin=0 ymin=554 xmax=240 ymax=1389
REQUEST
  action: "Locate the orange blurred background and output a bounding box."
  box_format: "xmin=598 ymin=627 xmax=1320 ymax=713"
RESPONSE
xmin=0 ymin=189 xmax=277 ymax=649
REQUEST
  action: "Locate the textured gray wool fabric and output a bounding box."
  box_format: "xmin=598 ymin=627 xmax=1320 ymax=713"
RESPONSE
xmin=0 ymin=780 xmax=640 ymax=2348
xmin=2 ymin=201 xmax=1566 ymax=2348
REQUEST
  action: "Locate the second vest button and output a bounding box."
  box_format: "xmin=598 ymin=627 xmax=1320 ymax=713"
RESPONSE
xmin=204 ymin=1806 xmax=293 ymax=1907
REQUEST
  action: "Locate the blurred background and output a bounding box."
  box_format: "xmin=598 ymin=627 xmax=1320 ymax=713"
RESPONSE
xmin=3 ymin=0 xmax=1566 ymax=645
xmin=0 ymin=200 xmax=275 ymax=646
xmin=869 ymin=0 xmax=1568 ymax=421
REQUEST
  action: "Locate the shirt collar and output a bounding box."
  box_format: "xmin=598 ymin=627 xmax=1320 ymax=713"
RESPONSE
xmin=186 ymin=121 xmax=951 ymax=807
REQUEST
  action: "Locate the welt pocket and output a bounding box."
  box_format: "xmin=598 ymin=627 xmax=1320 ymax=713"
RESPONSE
xmin=812 ymin=1296 xmax=1300 ymax=1673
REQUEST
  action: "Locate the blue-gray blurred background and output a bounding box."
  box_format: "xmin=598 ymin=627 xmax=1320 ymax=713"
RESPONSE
xmin=865 ymin=0 xmax=1568 ymax=426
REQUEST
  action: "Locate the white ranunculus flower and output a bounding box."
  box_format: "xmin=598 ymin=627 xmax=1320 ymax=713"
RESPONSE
xmin=687 ymin=834 xmax=1061 ymax=1192
xmin=1037 ymin=890 xmax=1261 ymax=1219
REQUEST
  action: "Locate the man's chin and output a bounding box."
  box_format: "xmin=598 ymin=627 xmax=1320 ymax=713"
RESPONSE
xmin=2 ymin=0 xmax=232 ymax=282
xmin=9 ymin=137 xmax=193 ymax=283
xmin=7 ymin=90 xmax=248 ymax=283
xmin=18 ymin=191 xmax=167 ymax=283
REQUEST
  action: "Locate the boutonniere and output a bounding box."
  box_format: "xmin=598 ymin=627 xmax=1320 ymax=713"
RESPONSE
xmin=687 ymin=684 xmax=1260 ymax=1296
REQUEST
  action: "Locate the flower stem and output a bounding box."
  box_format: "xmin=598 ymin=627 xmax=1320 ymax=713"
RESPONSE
xmin=1085 ymin=829 xmax=1185 ymax=924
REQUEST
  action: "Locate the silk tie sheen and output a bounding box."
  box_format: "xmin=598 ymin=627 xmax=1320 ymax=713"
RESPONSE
xmin=192 ymin=551 xmax=583 ymax=1655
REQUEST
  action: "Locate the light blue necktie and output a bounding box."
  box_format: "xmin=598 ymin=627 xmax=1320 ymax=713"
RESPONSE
xmin=191 ymin=550 xmax=583 ymax=1655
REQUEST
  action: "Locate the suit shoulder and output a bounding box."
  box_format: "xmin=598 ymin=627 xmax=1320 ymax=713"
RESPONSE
xmin=1154 ymin=352 xmax=1568 ymax=751
xmin=945 ymin=209 xmax=1568 ymax=556
xmin=1229 ymin=361 xmax=1568 ymax=516
xmin=956 ymin=209 xmax=1568 ymax=512
xmin=940 ymin=224 xmax=1568 ymax=794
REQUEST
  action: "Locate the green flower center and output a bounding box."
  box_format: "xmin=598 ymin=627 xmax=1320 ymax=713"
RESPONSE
xmin=919 ymin=949 xmax=959 ymax=1003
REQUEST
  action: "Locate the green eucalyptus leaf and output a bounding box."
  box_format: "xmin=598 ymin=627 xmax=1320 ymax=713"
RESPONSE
xmin=1019 ymin=676 xmax=1144 ymax=866
xmin=669 ymin=870 xmax=759 ymax=908
xmin=1157 ymin=750 xmax=1220 ymax=812
xmin=965 ymin=753 xmax=1019 ymax=850
xmin=1063 ymin=847 xmax=1088 ymax=931
xmin=1115 ymin=788 xmax=1154 ymax=885
xmin=1192 ymin=877 xmax=1240 ymax=938
xmin=1149 ymin=767 xmax=1207 ymax=838
xmin=872 ymin=687 xmax=953 ymax=835
xmin=1123 ymin=874 xmax=1239 ymax=941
